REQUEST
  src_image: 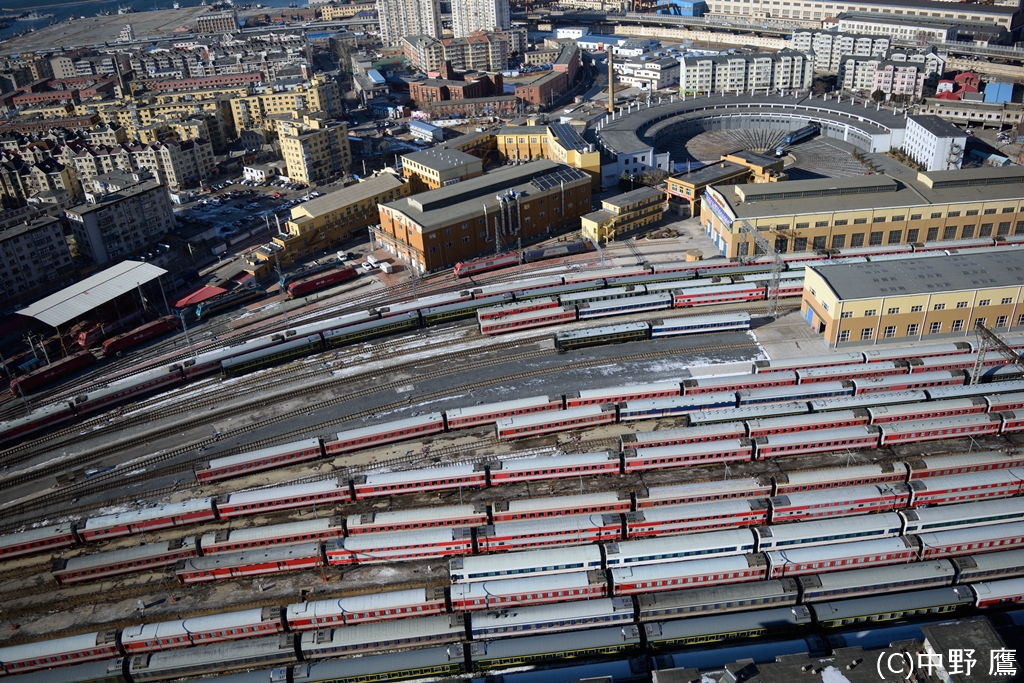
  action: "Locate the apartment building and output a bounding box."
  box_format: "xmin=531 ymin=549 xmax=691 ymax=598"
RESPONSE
xmin=619 ymin=55 xmax=681 ymax=91
xmin=680 ymin=50 xmax=812 ymax=94
xmin=377 ymin=0 xmax=442 ymax=47
xmin=838 ymin=49 xmax=944 ymax=97
xmin=230 ymin=76 xmax=342 ymax=134
xmin=400 ymin=147 xmax=483 ymax=191
xmin=278 ymin=114 xmax=351 ymax=185
xmin=581 ymin=186 xmax=667 ymax=244
xmin=452 ymin=0 xmax=510 ymax=37
xmin=496 ymin=120 xmax=601 ymax=185
xmin=790 ymin=31 xmax=889 ymax=74
xmin=903 ymin=115 xmax=966 ymax=172
xmin=196 ymin=10 xmax=240 ymax=34
xmin=127 ymin=138 xmax=215 ymax=188
xmin=65 ymin=179 xmax=175 ymax=264
xmin=0 ymin=215 xmax=73 ymax=302
xmin=404 ymin=32 xmax=510 ymax=73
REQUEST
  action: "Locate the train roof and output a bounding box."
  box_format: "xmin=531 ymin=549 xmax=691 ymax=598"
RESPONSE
xmin=637 ymin=579 xmax=796 ymax=612
xmin=565 ymin=267 xmax=648 ymax=280
xmin=653 ymin=605 xmax=812 ymax=639
xmin=449 ymin=570 xmax=600 ymax=600
xmin=347 ymin=503 xmax=481 ymax=527
xmin=655 ymin=312 xmax=751 ymax=327
xmin=644 ymin=477 xmax=768 ymax=500
xmin=574 ymin=382 xmax=680 ymax=400
xmin=916 ymin=521 xmax=1024 ymax=551
xmin=286 ymin=589 xmax=432 ymax=621
xmin=747 ymin=410 xmax=863 ymax=431
xmin=130 ymin=635 xmax=292 ymax=671
xmin=205 ymin=438 xmax=322 ymax=470
xmin=478 ymin=276 xmax=563 ymax=296
xmin=553 ymin=322 xmax=650 ymax=341
xmin=471 ymin=597 xmax=628 ymax=630
xmin=631 ymin=499 xmax=761 ymax=524
xmin=470 ymin=624 xmax=641 ymax=659
xmin=201 ymin=518 xmax=338 ymax=546
xmin=777 ymin=462 xmax=908 ymax=487
xmin=63 ymin=537 xmax=198 ymax=571
xmin=75 ymin=367 xmax=183 ymax=404
xmin=607 ymin=528 xmax=756 ymax=563
xmin=289 ymin=311 xmax=377 ymax=338
xmin=756 ymin=425 xmax=877 ymax=446
xmin=489 ymin=307 xmax=573 ymax=324
xmin=577 ymin=293 xmax=672 ymax=310
xmin=953 ymin=547 xmax=1024 ymax=573
xmin=559 ymin=286 xmax=647 ymax=303
xmin=676 ymin=282 xmax=762 ymax=295
xmin=906 ymin=450 xmax=1021 ymax=470
xmin=481 ymin=513 xmax=615 ymax=537
xmin=773 ymin=482 xmax=906 ymax=506
xmin=970 ymin=576 xmax=1024 ymax=604
xmin=645 ymin=278 xmax=727 ymax=293
xmin=0 ymin=523 xmax=75 ymax=546
xmin=477 ymin=298 xmax=559 ymax=316
xmin=377 ymin=291 xmax=469 ymax=315
xmin=619 ymin=392 xmax=739 ymax=412
xmin=627 ymin=422 xmax=745 ymax=445
xmin=178 ymin=541 xmax=321 ymax=571
xmin=299 ymin=647 xmax=456 ymax=682
xmin=686 ymin=403 xmax=809 ymax=425
xmin=739 ymin=381 xmax=850 ymax=401
xmin=503 ymin=491 xmax=624 ymax=514
xmin=902 ymin=498 xmax=1024 ymax=527
xmin=184 ymin=335 xmax=282 ymax=367
xmin=0 ymin=659 xmax=124 ymax=683
xmin=913 ymin=468 xmax=1024 ymax=490
xmin=877 ymin=413 xmax=999 ymax=435
xmin=493 ymin=451 xmax=617 ymax=472
xmin=809 ymin=390 xmax=927 ymax=411
xmin=83 ymin=498 xmax=213 ymax=530
xmin=810 ymin=587 xmax=973 ymax=622
xmin=852 ymin=370 xmax=962 ymax=389
xmin=802 ymin=560 xmax=955 ymax=592
xmin=0 ymin=401 xmax=74 ymax=433
xmin=496 ymin=405 xmax=610 ymax=429
xmin=687 ymin=370 xmax=797 ymax=387
xmin=422 ymin=293 xmax=512 ymax=315
xmin=451 ymin=544 xmax=603 ymax=578
xmin=299 ymin=615 xmax=461 ymax=650
xmin=445 ymin=396 xmax=556 ymax=420
xmin=632 ymin=439 xmax=750 ymax=458
xmin=222 ymin=335 xmax=320 ymax=368
xmin=122 ymin=607 xmax=273 ymax=643
xmin=223 ymin=479 xmax=344 ymax=506
xmin=339 ymin=527 xmax=462 ymax=551
xmin=834 ymin=245 xmax=914 ymax=257
xmin=766 ymin=536 xmax=914 ymax=565
xmin=758 ymin=513 xmax=903 ymax=544
xmin=867 ymin=398 xmax=984 ymax=418
xmin=756 ymin=352 xmax=865 ymax=370
xmin=796 ymin=361 xmax=901 ymax=378
xmin=335 ymin=413 xmax=444 ymax=441
xmin=610 ymin=555 xmax=759 ymax=583
xmin=360 ymin=462 xmax=478 ymax=486
xmin=928 ymin=380 xmax=1024 ymax=399
xmin=0 ymin=631 xmax=115 ymax=663
xmin=322 ymin=312 xmax=420 ymax=341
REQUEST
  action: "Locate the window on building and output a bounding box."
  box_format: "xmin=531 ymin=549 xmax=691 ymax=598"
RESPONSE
xmin=975 ymin=318 xmax=986 ymax=329
xmin=906 ymin=229 xmax=919 ymax=243
xmin=795 ymin=222 xmax=809 ymax=229
xmin=835 ymin=219 xmax=849 ymax=226
xmin=926 ymin=227 xmax=939 ymax=241
xmin=851 ymin=234 xmax=864 ymax=247
xmin=446 ymin=241 xmax=454 ymax=248
xmin=910 ymin=214 xmax=922 ymax=221
xmin=956 ymin=301 xmax=968 ymax=309
xmin=997 ymin=315 xmax=1009 ymax=328
xmin=865 ymin=309 xmax=877 ymax=316
xmin=1003 ymin=207 xmax=1014 ymax=213
xmin=841 ymin=311 xmax=853 ymax=319
xmin=430 ymin=246 xmax=438 ymax=253
xmin=854 ymin=218 xmax=867 ymax=225
xmin=881 ymin=325 xmax=895 ymax=338
xmin=887 ymin=230 xmax=902 ymax=244
xmin=815 ymin=220 xmax=829 ymax=227
xmin=910 ymin=305 xmax=922 ymax=313
xmin=1002 ymin=297 xmax=1014 ymax=305
xmin=952 ymin=320 xmax=964 ymax=332
xmin=966 ymin=209 xmax=979 ymax=216
xmin=980 ymin=223 xmax=993 ymax=237
xmin=887 ymin=307 xmax=900 ymax=315
xmin=978 ymin=299 xmax=990 ymax=306
xmin=831 ymin=235 xmax=846 ymax=249
xmin=930 ymin=212 xmax=943 ymax=219
xmin=794 ymin=237 xmax=808 ymax=251
xmin=861 ymin=328 xmax=874 ymax=340
xmin=962 ymin=225 xmax=975 ymax=238
xmin=1016 ymin=221 xmax=1024 ymax=236
xmin=948 ymin=210 xmax=961 ymax=217
xmin=907 ymin=324 xmax=919 ymax=336
xmin=869 ymin=232 xmax=883 ymax=246
xmin=873 ymin=216 xmax=886 ymax=223
xmin=838 ymin=330 xmax=850 ymax=342
xmin=929 ymin=321 xmax=941 ymax=334
xmin=998 ymin=222 xmax=1011 ymax=235
xmin=941 ymin=226 xmax=957 ymax=240
xmin=934 ymin=303 xmax=946 ymax=310
xmin=463 ymin=236 xmax=470 ymax=243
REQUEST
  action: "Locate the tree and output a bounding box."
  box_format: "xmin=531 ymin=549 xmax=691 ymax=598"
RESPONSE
xmin=871 ymin=89 xmax=886 ymax=103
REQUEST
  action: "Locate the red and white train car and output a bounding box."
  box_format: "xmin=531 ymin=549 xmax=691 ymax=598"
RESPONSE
xmin=682 ymin=371 xmax=797 ymax=396
xmin=767 ymin=462 xmax=909 ymax=495
xmin=794 ymin=361 xmax=909 ymax=384
xmin=563 ymin=267 xmax=649 ymax=285
xmin=625 ymin=499 xmax=769 ymax=537
xmin=51 ymin=537 xmax=199 ymax=586
xmin=0 ymin=524 xmax=78 ymax=560
xmin=479 ymin=307 xmax=577 ymax=335
xmin=971 ymin=576 xmax=1024 ymax=608
xmin=766 ymin=537 xmax=918 ymax=578
xmin=917 ymin=521 xmax=1024 ymax=560
xmin=285 ymin=588 xmax=447 ymax=629
xmin=175 ymin=542 xmax=324 ymax=584
xmin=495 ymin=405 xmax=616 ymax=440
xmin=636 ymin=478 xmax=771 ymax=508
xmin=449 ymin=570 xmax=608 ymax=611
xmin=862 ymin=342 xmax=973 ymax=363
xmin=623 ymin=439 xmax=754 ymax=472
xmin=754 ymin=352 xmax=866 ymax=373
xmin=194 ymin=438 xmax=324 ymax=483
xmin=120 ymin=607 xmax=284 ymax=653
xmin=216 ymin=479 xmax=350 ymax=518
xmin=324 ymin=413 xmax=446 ymax=455
xmin=865 ymin=398 xmax=988 ymax=424
xmin=487 ymin=451 xmax=621 ymax=484
xmin=325 ymin=528 xmax=474 ymax=565
xmin=350 ymin=463 xmax=487 ymax=498
xmin=79 ymin=499 xmax=217 ymax=542
xmin=905 ymin=451 xmax=1024 ymax=479
xmin=444 ymin=395 xmax=564 ymax=429
xmin=198 ymin=517 xmax=344 ymax=554
xmin=491 ymin=491 xmax=631 ymax=522
xmin=673 ymin=283 xmax=764 ymax=307
xmin=908 ymin=469 xmax=1024 ymax=507
xmin=877 ymin=414 xmax=1002 ymax=445
xmin=752 ymin=426 xmax=880 ymax=459
xmin=984 ymin=392 xmax=1024 ymax=412
xmin=622 ymin=422 xmax=747 ymax=449
xmin=345 ymin=504 xmax=488 ymax=535
xmin=476 ymin=514 xmax=621 ymax=553
xmin=476 ymin=297 xmax=561 ymax=321
xmin=851 ymin=371 xmax=966 ymax=395
xmin=566 ymin=382 xmax=681 ymax=408
xmin=999 ymin=410 xmax=1024 ymax=433
xmin=745 ymin=410 xmax=869 ymax=438
xmin=769 ymin=483 xmax=911 ymax=522
xmin=908 ymin=353 xmax=1009 ymax=373
xmin=0 ymin=631 xmax=120 ymax=674
xmin=609 ymin=555 xmax=768 ymax=595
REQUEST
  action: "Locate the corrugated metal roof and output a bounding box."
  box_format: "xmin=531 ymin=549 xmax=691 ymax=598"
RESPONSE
xmin=19 ymin=261 xmax=167 ymax=328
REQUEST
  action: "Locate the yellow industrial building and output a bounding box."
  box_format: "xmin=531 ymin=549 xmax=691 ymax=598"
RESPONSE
xmin=803 ymin=250 xmax=1024 ymax=348
xmin=582 ymin=186 xmax=667 ymax=244
xmin=495 ymin=120 xmax=601 ymax=186
xmin=400 ymin=147 xmax=484 ymax=192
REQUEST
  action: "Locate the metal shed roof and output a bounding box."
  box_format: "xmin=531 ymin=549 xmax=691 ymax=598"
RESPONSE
xmin=19 ymin=261 xmax=167 ymax=328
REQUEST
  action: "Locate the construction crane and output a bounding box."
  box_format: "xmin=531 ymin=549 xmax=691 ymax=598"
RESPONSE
xmin=972 ymin=323 xmax=1024 ymax=385
xmin=736 ymin=218 xmax=783 ymax=318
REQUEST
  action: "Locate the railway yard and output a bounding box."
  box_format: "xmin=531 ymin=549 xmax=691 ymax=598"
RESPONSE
xmin=1 ymin=234 xmax=1024 ymax=683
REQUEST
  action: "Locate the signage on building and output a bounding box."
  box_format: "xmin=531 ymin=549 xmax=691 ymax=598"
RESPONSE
xmin=702 ymin=190 xmax=732 ymax=228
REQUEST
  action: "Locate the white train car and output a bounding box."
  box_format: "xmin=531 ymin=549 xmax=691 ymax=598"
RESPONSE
xmin=449 ymin=545 xmax=603 ymax=583
xmin=467 ymin=598 xmax=634 ymax=638
xmin=766 ymin=536 xmax=918 ymax=578
xmin=899 ymin=498 xmax=1024 ymax=535
xmin=603 ymin=528 xmax=757 ymax=567
xmin=797 ymin=560 xmax=957 ymax=602
xmin=755 ymin=513 xmax=904 ymax=552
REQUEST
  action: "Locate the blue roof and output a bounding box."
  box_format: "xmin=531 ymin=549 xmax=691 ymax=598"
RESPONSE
xmin=367 ymin=69 xmax=386 ymax=85
xmin=409 ymin=120 xmax=440 ymax=132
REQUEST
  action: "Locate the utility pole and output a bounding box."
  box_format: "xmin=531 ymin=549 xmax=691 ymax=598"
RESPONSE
xmin=736 ymin=218 xmax=783 ymax=318
xmin=971 ymin=323 xmax=1024 ymax=385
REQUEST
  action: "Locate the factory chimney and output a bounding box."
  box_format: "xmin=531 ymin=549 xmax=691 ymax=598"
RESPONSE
xmin=607 ymin=52 xmax=614 ymax=115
